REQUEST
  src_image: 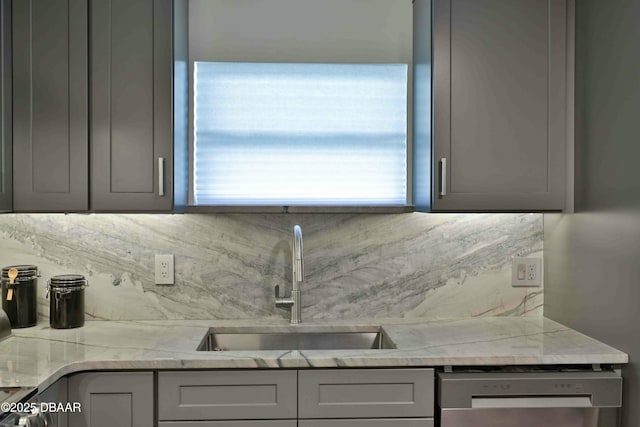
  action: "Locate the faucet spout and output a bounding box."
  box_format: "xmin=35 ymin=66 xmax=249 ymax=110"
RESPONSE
xmin=275 ymin=225 xmax=304 ymax=324
xmin=290 ymin=225 xmax=303 ymax=324
xmin=292 ymin=225 xmax=304 ymax=286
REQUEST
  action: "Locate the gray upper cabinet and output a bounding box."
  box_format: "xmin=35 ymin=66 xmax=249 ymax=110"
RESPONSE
xmin=10 ymin=0 xmax=173 ymax=212
xmin=0 ymin=0 xmax=11 ymax=212
xmin=12 ymin=0 xmax=89 ymax=212
xmin=431 ymin=0 xmax=568 ymax=211
xmin=91 ymin=0 xmax=173 ymax=212
xmin=68 ymin=371 xmax=153 ymax=427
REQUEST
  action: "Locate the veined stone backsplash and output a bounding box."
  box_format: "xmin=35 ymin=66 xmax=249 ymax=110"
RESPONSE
xmin=0 ymin=213 xmax=542 ymax=321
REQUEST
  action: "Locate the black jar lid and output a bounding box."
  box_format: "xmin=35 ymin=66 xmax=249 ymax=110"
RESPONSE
xmin=49 ymin=274 xmax=87 ymax=287
xmin=1 ymin=265 xmax=38 ymax=279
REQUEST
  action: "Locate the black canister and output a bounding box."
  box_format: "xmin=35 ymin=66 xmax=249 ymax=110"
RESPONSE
xmin=47 ymin=274 xmax=88 ymax=329
xmin=1 ymin=265 xmax=39 ymax=328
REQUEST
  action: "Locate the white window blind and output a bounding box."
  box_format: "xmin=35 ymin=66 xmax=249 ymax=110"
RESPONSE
xmin=193 ymin=62 xmax=408 ymax=206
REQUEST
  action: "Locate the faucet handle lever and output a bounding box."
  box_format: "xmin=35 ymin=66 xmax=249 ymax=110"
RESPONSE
xmin=275 ymin=285 xmax=294 ymax=307
xmin=275 ymin=284 xmax=290 ymax=299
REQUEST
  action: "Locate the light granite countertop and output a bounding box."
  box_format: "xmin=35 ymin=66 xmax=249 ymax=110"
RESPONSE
xmin=0 ymin=317 xmax=627 ymax=392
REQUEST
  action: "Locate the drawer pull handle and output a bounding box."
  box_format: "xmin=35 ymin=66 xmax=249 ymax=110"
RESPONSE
xmin=439 ymin=157 xmax=447 ymax=197
xmin=158 ymin=157 xmax=165 ymax=197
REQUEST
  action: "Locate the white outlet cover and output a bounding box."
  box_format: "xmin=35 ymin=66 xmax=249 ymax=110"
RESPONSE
xmin=512 ymin=257 xmax=542 ymax=287
xmin=155 ymin=254 xmax=174 ymax=285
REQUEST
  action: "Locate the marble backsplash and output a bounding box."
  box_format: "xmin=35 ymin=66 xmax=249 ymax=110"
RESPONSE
xmin=0 ymin=213 xmax=543 ymax=321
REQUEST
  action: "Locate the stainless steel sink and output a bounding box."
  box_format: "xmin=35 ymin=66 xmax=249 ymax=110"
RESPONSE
xmin=197 ymin=327 xmax=395 ymax=351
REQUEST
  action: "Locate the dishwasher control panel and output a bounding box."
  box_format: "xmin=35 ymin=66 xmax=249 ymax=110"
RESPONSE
xmin=438 ymin=370 xmax=622 ymax=409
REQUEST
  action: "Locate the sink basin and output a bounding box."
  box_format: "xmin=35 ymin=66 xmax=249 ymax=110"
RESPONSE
xmin=197 ymin=327 xmax=395 ymax=351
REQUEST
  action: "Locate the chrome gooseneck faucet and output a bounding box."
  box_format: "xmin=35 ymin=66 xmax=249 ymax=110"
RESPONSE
xmin=275 ymin=224 xmax=303 ymax=324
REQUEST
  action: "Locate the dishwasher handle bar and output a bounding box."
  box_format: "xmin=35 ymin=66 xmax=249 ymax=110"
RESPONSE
xmin=471 ymin=396 xmax=593 ymax=409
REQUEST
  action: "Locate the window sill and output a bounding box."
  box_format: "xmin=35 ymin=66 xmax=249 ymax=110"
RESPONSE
xmin=186 ymin=205 xmax=416 ymax=214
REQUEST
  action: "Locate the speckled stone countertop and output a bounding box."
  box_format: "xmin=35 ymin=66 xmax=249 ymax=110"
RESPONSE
xmin=0 ymin=317 xmax=627 ymax=392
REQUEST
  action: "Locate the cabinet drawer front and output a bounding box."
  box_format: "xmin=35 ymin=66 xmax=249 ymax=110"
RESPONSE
xmin=299 ymin=369 xmax=434 ymax=419
xmin=159 ymin=422 xmax=297 ymax=427
xmin=158 ymin=371 xmax=297 ymax=421
xmin=300 ymin=420 xmax=433 ymax=427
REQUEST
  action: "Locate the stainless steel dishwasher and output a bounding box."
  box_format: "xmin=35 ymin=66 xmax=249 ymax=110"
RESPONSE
xmin=438 ymin=369 xmax=622 ymax=427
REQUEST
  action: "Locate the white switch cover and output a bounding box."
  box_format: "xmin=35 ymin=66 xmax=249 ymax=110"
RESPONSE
xmin=155 ymin=254 xmax=174 ymax=285
xmin=512 ymin=257 xmax=542 ymax=287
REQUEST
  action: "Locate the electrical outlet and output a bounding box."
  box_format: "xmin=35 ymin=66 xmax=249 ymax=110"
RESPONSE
xmin=155 ymin=254 xmax=174 ymax=285
xmin=512 ymin=257 xmax=542 ymax=287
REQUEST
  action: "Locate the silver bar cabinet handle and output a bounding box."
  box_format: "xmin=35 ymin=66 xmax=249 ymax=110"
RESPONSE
xmin=158 ymin=157 xmax=165 ymax=197
xmin=439 ymin=157 xmax=447 ymax=197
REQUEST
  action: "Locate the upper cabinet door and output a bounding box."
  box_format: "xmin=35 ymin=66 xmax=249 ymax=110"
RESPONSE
xmin=12 ymin=0 xmax=89 ymax=212
xmin=432 ymin=0 xmax=568 ymax=211
xmin=0 ymin=0 xmax=11 ymax=212
xmin=91 ymin=0 xmax=173 ymax=212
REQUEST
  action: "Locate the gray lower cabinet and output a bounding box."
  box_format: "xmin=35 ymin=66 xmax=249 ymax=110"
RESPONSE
xmin=299 ymin=420 xmax=434 ymax=427
xmin=12 ymin=0 xmax=89 ymax=212
xmin=35 ymin=378 xmax=69 ymax=427
xmin=157 ymin=369 xmax=434 ymax=426
xmin=68 ymin=371 xmax=153 ymax=427
xmin=159 ymin=423 xmax=297 ymax=427
xmin=90 ymin=0 xmax=173 ymax=212
xmin=298 ymin=369 xmax=434 ymax=419
xmin=0 ymin=0 xmax=11 ymax=212
xmin=430 ymin=0 xmax=568 ymax=211
xmin=158 ymin=370 xmax=297 ymax=421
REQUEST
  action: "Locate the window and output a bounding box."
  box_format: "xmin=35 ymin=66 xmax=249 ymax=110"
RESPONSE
xmin=193 ymin=62 xmax=408 ymax=206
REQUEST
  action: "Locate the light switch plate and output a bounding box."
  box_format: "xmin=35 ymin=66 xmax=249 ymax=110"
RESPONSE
xmin=512 ymin=257 xmax=542 ymax=287
xmin=155 ymin=254 xmax=174 ymax=285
